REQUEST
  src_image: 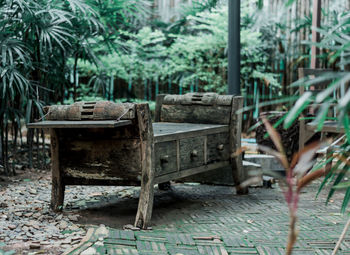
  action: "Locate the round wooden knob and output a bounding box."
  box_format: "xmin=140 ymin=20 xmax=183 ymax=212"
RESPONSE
xmin=191 ymin=150 xmax=198 ymax=158
xmin=217 ymin=144 xmax=224 ymax=151
xmin=160 ymin=155 xmax=169 ymax=164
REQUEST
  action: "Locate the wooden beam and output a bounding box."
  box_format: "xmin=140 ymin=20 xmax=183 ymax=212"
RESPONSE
xmin=134 ymin=104 xmax=155 ymax=229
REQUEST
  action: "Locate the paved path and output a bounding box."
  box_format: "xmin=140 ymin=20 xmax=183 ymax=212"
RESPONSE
xmin=65 ymin=182 xmax=349 ymax=255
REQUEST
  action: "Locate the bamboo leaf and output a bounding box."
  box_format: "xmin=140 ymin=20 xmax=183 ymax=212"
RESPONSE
xmin=313 ymin=100 xmax=331 ymax=132
xmin=316 ymin=160 xmax=342 ymax=199
xmin=341 ymin=188 xmax=350 ymax=214
xmin=343 ymin=115 xmax=350 ymax=142
xmin=327 ymin=165 xmax=349 ymax=204
xmin=333 ymin=181 xmax=350 ymax=190
xmin=284 ymin=92 xmax=312 ymax=129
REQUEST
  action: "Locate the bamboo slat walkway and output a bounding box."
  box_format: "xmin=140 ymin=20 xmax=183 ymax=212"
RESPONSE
xmin=65 ymin=182 xmax=349 ymax=255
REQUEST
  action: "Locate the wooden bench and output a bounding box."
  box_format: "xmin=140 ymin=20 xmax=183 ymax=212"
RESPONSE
xmin=28 ymin=93 xmax=246 ymax=229
xmin=298 ymin=68 xmax=345 ymax=149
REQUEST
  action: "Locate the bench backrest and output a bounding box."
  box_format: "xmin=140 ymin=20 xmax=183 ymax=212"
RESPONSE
xmin=155 ymin=93 xmax=242 ymax=125
xmin=298 ymin=68 xmax=343 ymax=118
xmin=298 ymin=68 xmax=334 ymax=95
xmin=45 ymin=101 xmax=135 ymax=121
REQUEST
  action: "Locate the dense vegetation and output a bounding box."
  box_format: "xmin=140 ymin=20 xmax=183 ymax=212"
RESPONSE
xmin=0 ymin=0 xmax=151 ymax=174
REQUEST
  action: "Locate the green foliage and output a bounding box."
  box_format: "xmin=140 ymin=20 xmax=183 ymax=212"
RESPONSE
xmin=78 ymin=3 xmax=281 ymax=96
xmin=280 ymin=6 xmax=350 ymax=212
xmin=0 ymin=0 xmax=111 ymax=174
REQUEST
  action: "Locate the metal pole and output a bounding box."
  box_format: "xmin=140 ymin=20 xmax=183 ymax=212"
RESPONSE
xmin=228 ymin=0 xmax=240 ymax=95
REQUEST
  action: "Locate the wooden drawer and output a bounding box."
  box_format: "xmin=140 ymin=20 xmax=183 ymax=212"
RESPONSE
xmin=180 ymin=136 xmax=205 ymax=170
xmin=207 ymin=133 xmax=230 ymax=163
xmin=154 ymin=141 xmax=177 ymax=176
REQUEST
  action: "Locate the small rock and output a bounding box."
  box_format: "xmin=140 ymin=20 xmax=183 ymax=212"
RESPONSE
xmin=61 ymin=238 xmax=72 ymax=244
xmin=71 ymin=236 xmax=82 ymax=241
xmin=89 ymin=192 xmax=102 ymax=197
xmin=33 ymin=212 xmax=41 ymax=218
xmin=68 ymin=215 xmax=79 ymax=222
xmin=0 ymin=202 xmax=7 ymax=208
xmin=69 ymin=224 xmax=80 ymax=231
xmin=29 ymin=243 xmax=41 ymax=249
xmin=59 ymin=221 xmax=68 ymax=230
xmin=72 ymin=240 xmax=81 ymax=245
xmin=26 ymin=220 xmax=40 ymax=230
xmin=22 ymin=226 xmax=29 ymax=232
xmin=24 ymin=212 xmax=33 ymax=217
xmin=29 ymin=189 xmax=37 ymax=195
xmin=55 ymin=214 xmax=63 ymax=221
xmin=8 ymin=225 xmax=17 ymax=230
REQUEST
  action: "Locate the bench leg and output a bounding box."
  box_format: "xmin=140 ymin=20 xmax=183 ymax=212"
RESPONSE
xmin=50 ymin=129 xmax=65 ymax=211
xmin=232 ymin=154 xmax=248 ymax=195
xmin=134 ymin=104 xmax=155 ymax=229
xmin=135 ymin=173 xmax=154 ymax=229
xmin=299 ymin=118 xmax=315 ymax=150
xmin=230 ymin=97 xmax=248 ymax=195
xmin=51 ymin=178 xmax=65 ymax=211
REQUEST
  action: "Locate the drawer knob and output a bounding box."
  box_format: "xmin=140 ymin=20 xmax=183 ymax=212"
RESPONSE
xmin=191 ymin=150 xmax=198 ymax=158
xmin=160 ymin=155 xmax=169 ymax=164
xmin=217 ymin=144 xmax=224 ymax=151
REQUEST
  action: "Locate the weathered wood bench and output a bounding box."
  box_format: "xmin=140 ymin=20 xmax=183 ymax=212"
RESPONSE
xmin=28 ymin=93 xmax=246 ymax=229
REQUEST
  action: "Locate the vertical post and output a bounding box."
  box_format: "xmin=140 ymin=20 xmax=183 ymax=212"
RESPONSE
xmin=134 ymin=104 xmax=155 ymax=229
xmin=230 ymin=96 xmax=247 ymax=194
xmin=155 ymin=94 xmax=166 ymax=122
xmin=50 ymin=128 xmax=65 ymax=211
xmin=311 ymin=0 xmax=321 ymax=68
xmin=228 ymin=0 xmax=241 ymax=95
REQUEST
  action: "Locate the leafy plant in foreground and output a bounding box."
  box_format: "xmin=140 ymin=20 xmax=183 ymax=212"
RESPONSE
xmin=243 ymin=118 xmax=326 ymax=254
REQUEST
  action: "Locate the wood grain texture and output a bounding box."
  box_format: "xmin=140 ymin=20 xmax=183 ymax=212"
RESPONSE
xmin=162 ymin=93 xmax=232 ymax=106
xmin=179 ymin=136 xmax=205 ymax=170
xmin=27 ymin=120 xmax=132 ymax=129
xmin=154 ymin=161 xmax=230 ymax=184
xmin=160 ymin=105 xmax=232 ymax=125
xmin=63 ymin=177 xmax=140 ymax=186
xmin=207 ymin=133 xmax=230 ymax=163
xmin=306 ymin=121 xmax=345 ymax=133
xmin=56 ymin=127 xmax=142 ymax=181
xmin=153 ymin=122 xmax=228 ymax=143
xmin=229 ymin=96 xmax=247 ymax=195
xmin=134 ymin=104 xmax=155 ymax=229
xmin=154 ymin=141 xmax=177 ymax=176
xmin=50 ymin=129 xmax=65 ymax=211
xmin=155 ymin=94 xmax=166 ymax=122
xmin=45 ymin=101 xmax=135 ymax=121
